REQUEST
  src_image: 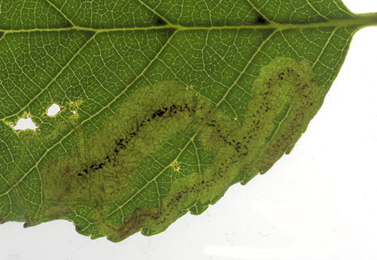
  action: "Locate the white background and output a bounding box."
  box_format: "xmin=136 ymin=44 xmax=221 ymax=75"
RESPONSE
xmin=1 ymin=1 xmax=377 ymax=259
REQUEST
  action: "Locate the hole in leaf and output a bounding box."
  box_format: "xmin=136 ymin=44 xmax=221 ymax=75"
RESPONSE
xmin=46 ymin=103 xmax=61 ymax=117
xmin=11 ymin=115 xmax=38 ymax=131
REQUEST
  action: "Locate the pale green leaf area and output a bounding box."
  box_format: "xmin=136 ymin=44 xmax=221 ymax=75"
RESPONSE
xmin=0 ymin=0 xmax=376 ymax=242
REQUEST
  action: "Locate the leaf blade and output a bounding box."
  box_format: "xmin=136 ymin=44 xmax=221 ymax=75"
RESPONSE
xmin=0 ymin=0 xmax=376 ymax=241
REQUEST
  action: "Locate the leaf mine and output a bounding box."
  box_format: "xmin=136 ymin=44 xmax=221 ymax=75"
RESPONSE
xmin=34 ymin=57 xmax=325 ymax=241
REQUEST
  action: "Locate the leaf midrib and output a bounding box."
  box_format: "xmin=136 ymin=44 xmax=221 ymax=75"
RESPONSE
xmin=1 ymin=13 xmax=377 ymax=34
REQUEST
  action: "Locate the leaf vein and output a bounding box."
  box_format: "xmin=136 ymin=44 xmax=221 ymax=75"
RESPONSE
xmin=42 ymin=0 xmax=76 ymax=27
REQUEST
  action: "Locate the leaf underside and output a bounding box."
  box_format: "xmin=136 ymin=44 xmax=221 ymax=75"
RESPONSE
xmin=0 ymin=0 xmax=375 ymax=242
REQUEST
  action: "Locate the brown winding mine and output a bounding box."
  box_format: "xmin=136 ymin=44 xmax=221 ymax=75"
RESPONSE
xmin=39 ymin=57 xmax=325 ymax=241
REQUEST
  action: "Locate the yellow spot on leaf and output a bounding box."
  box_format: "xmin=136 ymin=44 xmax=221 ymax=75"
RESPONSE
xmin=171 ymin=160 xmax=180 ymax=171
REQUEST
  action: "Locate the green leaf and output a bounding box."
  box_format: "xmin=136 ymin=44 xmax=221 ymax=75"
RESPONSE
xmin=0 ymin=0 xmax=376 ymax=242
